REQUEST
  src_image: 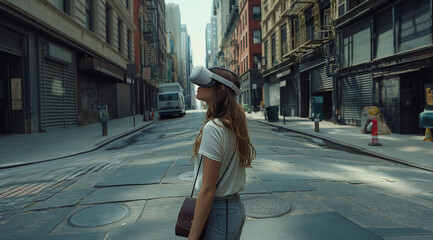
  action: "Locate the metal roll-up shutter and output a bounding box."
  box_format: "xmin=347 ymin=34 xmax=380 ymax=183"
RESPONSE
xmin=342 ymin=72 xmax=372 ymax=125
xmin=311 ymin=64 xmax=333 ymax=93
xmin=39 ymin=43 xmax=77 ymax=130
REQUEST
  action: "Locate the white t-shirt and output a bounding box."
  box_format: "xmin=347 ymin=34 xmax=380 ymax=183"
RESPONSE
xmin=194 ymin=118 xmax=246 ymax=197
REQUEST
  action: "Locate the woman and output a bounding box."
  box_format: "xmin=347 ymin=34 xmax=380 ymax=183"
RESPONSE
xmin=188 ymin=66 xmax=256 ymax=240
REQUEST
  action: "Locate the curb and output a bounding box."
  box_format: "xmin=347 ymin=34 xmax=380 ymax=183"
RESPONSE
xmin=0 ymin=121 xmax=157 ymax=170
xmin=254 ymin=119 xmax=433 ymax=173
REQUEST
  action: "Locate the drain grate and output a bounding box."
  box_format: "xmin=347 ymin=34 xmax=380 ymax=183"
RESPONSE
xmin=243 ymin=197 xmax=292 ymax=219
xmin=68 ymin=204 xmax=131 ymax=228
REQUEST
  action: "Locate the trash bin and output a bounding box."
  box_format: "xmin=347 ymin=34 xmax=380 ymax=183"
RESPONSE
xmin=266 ymin=105 xmax=279 ymax=122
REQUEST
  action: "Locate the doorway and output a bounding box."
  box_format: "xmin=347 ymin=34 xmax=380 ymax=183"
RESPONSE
xmin=0 ymin=51 xmax=24 ymax=134
xmin=400 ymin=71 xmax=424 ymax=134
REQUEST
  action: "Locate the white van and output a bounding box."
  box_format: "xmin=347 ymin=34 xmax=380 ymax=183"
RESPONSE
xmin=157 ymin=91 xmax=186 ymax=118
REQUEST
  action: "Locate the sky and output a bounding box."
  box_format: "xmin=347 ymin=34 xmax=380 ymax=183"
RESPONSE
xmin=165 ymin=0 xmax=212 ymax=67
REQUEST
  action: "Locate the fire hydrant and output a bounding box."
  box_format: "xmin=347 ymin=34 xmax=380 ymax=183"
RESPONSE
xmin=367 ymin=118 xmax=382 ymax=146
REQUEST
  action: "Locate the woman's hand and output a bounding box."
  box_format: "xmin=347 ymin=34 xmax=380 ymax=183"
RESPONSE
xmin=188 ymin=156 xmax=221 ymax=240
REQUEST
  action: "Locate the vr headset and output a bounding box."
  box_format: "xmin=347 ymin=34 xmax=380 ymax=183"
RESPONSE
xmin=189 ymin=66 xmax=240 ymax=95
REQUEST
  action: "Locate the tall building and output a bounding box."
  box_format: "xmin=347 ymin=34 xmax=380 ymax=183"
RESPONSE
xmin=181 ymin=25 xmax=194 ymax=109
xmin=261 ymin=0 xmax=334 ymax=119
xmin=134 ymin=0 xmax=166 ymax=116
xmin=205 ymin=23 xmax=212 ymax=68
xmin=334 ymin=0 xmax=432 ymax=133
xmin=205 ymin=15 xmax=219 ymax=68
xmin=216 ymin=0 xmax=263 ymax=111
xmin=188 ymin=35 xmax=196 ymax=109
xmin=238 ymin=0 xmax=263 ymax=111
xmin=180 ymin=24 xmax=188 ymax=92
xmin=210 ymin=15 xmax=219 ymax=67
xmin=165 ymin=3 xmax=182 ymax=86
xmin=0 ymin=0 xmax=134 ymax=134
xmin=166 ymin=30 xmax=179 ymax=83
xmin=258 ymin=0 xmax=431 ymax=134
xmin=213 ymin=0 xmax=231 ymax=65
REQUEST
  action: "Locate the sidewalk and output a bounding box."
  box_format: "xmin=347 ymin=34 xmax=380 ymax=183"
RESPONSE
xmin=0 ymin=114 xmax=157 ymax=169
xmin=246 ymin=112 xmax=433 ymax=171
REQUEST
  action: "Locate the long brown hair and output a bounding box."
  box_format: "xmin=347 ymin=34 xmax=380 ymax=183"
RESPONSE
xmin=192 ymin=68 xmax=256 ymax=168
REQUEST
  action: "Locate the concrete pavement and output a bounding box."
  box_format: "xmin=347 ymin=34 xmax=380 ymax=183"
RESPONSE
xmin=1 ymin=110 xmax=431 ymax=171
xmin=1 ymin=110 xmax=433 ymax=239
xmin=0 ymin=114 xmax=157 ymax=169
xmin=246 ymin=111 xmax=433 ymax=172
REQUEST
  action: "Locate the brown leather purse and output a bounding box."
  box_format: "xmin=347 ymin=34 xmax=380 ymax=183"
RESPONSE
xmin=175 ymin=197 xmax=202 ymax=237
xmin=175 ymin=151 xmax=236 ymax=238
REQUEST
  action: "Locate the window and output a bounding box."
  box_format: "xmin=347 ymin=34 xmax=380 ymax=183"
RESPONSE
xmin=127 ymin=29 xmax=132 ymax=59
xmin=395 ymin=0 xmax=431 ymax=52
xmin=245 ymin=33 xmax=248 ymax=48
xmin=291 ymin=18 xmax=299 ymax=50
xmin=305 ymin=7 xmax=314 ymax=41
xmin=373 ymin=8 xmax=393 ymax=59
xmin=105 ymin=4 xmax=112 ymax=44
xmin=125 ymin=0 xmax=129 ymax=9
xmin=253 ymin=54 xmax=262 ymax=69
xmin=85 ymin=0 xmax=94 ymax=32
xmin=264 ymin=40 xmax=268 ymax=67
xmin=118 ymin=19 xmax=123 ymax=52
xmin=52 ymin=0 xmax=70 ymax=14
xmin=271 ymin=34 xmax=276 ymax=65
xmin=252 ymin=6 xmax=261 ymax=21
xmin=348 ymin=0 xmax=366 ymax=11
xmin=340 ymin=19 xmax=371 ymax=67
xmin=159 ymin=93 xmax=178 ymax=101
xmin=253 ymin=30 xmax=261 ymax=44
xmin=246 ymin=56 xmax=249 ymax=69
xmin=338 ymin=0 xmax=346 ymax=17
xmin=281 ymin=24 xmax=287 ymax=55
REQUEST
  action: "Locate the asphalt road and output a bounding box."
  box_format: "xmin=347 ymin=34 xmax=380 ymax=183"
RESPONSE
xmin=0 ymin=110 xmax=432 ymax=239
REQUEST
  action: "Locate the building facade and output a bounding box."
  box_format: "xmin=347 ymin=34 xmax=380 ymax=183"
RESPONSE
xmin=238 ymin=0 xmax=263 ymax=111
xmin=259 ymin=0 xmax=431 ymax=134
xmin=206 ymin=12 xmax=219 ymax=68
xmin=165 ymin=3 xmax=182 ymax=85
xmin=335 ymin=0 xmax=432 ymax=134
xmin=134 ymin=0 xmax=166 ymax=117
xmin=261 ymin=0 xmax=334 ymax=119
xmin=0 ymin=0 xmax=134 ymax=134
xmin=205 ymin=23 xmax=212 ymax=68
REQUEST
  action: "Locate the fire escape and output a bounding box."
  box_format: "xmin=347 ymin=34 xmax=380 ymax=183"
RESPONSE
xmin=281 ymin=0 xmax=334 ymax=60
xmin=143 ymin=0 xmax=158 ymax=80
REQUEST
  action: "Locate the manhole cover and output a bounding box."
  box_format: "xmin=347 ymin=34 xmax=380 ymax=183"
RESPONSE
xmin=68 ymin=204 xmax=131 ymax=228
xmin=177 ymin=171 xmax=195 ymax=181
xmin=243 ymin=198 xmax=292 ymax=219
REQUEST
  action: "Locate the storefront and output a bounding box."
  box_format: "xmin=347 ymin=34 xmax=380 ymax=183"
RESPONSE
xmin=278 ymin=65 xmax=298 ymax=117
xmin=372 ymin=64 xmax=430 ymax=134
xmin=0 ymin=28 xmax=25 ymax=133
xmin=0 ymin=19 xmax=36 ymax=134
xmin=240 ymin=69 xmax=263 ymax=112
xmin=77 ymin=57 xmax=126 ymax=124
xmin=300 ymin=52 xmax=334 ymax=120
xmin=38 ymin=40 xmax=77 ymax=130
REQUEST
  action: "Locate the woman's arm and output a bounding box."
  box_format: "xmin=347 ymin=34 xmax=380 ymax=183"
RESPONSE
xmin=188 ymin=156 xmax=221 ymax=240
